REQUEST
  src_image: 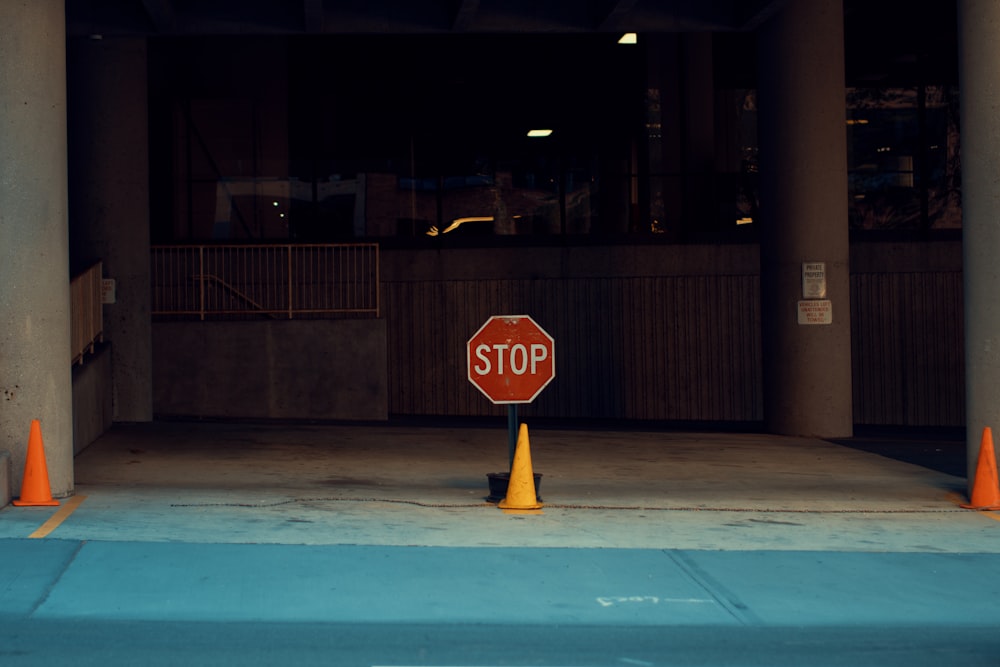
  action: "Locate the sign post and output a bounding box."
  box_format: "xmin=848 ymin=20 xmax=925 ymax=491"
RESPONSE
xmin=467 ymin=315 xmax=556 ymax=468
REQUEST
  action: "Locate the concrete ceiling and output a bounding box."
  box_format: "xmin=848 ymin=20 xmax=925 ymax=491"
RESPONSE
xmin=65 ymin=0 xmax=786 ymax=36
xmin=65 ymin=0 xmax=958 ymax=85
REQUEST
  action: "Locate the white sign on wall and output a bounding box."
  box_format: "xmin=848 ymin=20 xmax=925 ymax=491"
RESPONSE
xmin=102 ymin=278 xmax=116 ymax=304
xmin=802 ymin=262 xmax=827 ymax=299
xmin=798 ymin=299 xmax=832 ymax=325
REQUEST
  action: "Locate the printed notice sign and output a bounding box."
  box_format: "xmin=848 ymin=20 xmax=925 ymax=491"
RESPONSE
xmin=802 ymin=262 xmax=827 ymax=299
xmin=102 ymin=278 xmax=116 ymax=305
xmin=798 ymin=300 xmax=832 ymax=325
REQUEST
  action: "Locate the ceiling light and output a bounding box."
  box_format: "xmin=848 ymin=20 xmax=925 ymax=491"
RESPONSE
xmin=527 ymin=129 xmax=553 ymax=138
xmin=618 ymin=33 xmax=637 ymax=45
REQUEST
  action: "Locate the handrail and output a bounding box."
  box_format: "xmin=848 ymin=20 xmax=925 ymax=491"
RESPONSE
xmin=193 ymin=274 xmax=281 ymax=319
xmin=151 ymin=243 xmax=380 ymax=319
xmin=71 ymin=261 xmax=103 ymax=365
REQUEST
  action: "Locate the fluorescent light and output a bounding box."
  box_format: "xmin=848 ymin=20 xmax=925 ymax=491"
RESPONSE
xmin=618 ymin=32 xmax=637 ymax=45
xmin=527 ymin=129 xmax=553 ymax=137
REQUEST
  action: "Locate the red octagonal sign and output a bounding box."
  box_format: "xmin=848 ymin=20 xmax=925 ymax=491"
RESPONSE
xmin=467 ymin=315 xmax=555 ymax=404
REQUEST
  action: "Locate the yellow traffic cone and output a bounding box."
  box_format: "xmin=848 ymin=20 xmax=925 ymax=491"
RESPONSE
xmin=499 ymin=423 xmax=543 ymax=512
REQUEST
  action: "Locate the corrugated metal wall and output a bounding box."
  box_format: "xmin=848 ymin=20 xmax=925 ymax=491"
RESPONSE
xmin=384 ymin=242 xmax=965 ymax=427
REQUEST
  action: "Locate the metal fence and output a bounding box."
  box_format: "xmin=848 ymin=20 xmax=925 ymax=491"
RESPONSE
xmin=71 ymin=261 xmax=104 ymax=365
xmin=151 ymin=244 xmax=380 ymax=319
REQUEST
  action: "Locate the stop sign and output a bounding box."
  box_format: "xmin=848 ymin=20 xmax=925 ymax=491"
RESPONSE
xmin=467 ymin=315 xmax=555 ymax=404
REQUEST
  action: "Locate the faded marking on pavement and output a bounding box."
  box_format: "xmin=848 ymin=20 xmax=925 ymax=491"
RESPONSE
xmin=29 ymin=495 xmax=87 ymax=538
xmin=666 ymin=549 xmax=762 ymax=625
xmin=596 ymin=595 xmax=715 ymax=607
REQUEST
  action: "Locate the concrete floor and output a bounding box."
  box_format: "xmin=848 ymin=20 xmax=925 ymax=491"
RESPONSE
xmin=0 ymin=419 xmax=989 ymax=551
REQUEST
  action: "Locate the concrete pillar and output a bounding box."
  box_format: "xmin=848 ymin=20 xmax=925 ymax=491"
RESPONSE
xmin=756 ymin=0 xmax=853 ymax=437
xmin=0 ymin=1 xmax=74 ymax=497
xmin=959 ymin=0 xmax=1000 ymax=485
xmin=68 ymin=36 xmax=153 ymax=423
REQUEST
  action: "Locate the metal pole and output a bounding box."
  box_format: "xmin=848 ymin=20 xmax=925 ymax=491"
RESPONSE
xmin=507 ymin=404 xmax=518 ymax=471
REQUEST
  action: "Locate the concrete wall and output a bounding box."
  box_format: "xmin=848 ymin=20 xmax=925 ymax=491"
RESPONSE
xmin=152 ymin=319 xmax=388 ymax=421
xmin=67 ymin=36 xmax=153 ymax=423
xmin=72 ymin=345 xmax=114 ymax=455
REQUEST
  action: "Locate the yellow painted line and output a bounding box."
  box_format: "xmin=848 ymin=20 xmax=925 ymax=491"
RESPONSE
xmin=945 ymin=491 xmax=1000 ymax=521
xmin=971 ymin=507 xmax=1000 ymax=522
xmin=28 ymin=495 xmax=87 ymax=538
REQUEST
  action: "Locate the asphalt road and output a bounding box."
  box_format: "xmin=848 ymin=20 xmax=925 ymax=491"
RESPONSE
xmin=3 ymin=539 xmax=1000 ymax=666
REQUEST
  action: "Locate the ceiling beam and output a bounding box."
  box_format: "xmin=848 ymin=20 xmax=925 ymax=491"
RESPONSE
xmin=304 ymin=0 xmax=324 ymax=32
xmin=737 ymin=0 xmax=788 ymax=30
xmin=452 ymin=0 xmax=480 ymax=31
xmin=598 ymin=0 xmax=640 ymax=31
xmin=141 ymin=0 xmax=176 ymax=33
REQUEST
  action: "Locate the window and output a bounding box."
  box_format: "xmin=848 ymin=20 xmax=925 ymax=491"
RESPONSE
xmin=150 ymin=35 xmax=961 ymax=246
xmin=847 ymin=86 xmax=961 ymax=232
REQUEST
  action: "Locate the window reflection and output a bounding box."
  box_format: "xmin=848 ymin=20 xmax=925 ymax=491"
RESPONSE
xmin=150 ymin=36 xmax=961 ymax=244
xmin=847 ymin=86 xmax=961 ymax=231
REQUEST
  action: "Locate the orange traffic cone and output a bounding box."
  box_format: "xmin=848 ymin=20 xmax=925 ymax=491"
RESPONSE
xmin=961 ymin=426 xmax=1000 ymax=510
xmin=12 ymin=420 xmax=59 ymax=507
xmin=499 ymin=423 xmax=543 ymax=512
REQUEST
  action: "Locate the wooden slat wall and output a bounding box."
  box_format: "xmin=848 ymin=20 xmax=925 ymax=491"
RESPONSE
xmin=850 ymin=271 xmax=964 ymax=426
xmin=385 ymin=274 xmax=764 ymax=421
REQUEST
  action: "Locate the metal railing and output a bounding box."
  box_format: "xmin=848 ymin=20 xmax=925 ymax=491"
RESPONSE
xmin=71 ymin=261 xmax=104 ymax=365
xmin=151 ymin=244 xmax=380 ymax=319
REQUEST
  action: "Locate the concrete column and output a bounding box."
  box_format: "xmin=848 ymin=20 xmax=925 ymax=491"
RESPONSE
xmin=959 ymin=0 xmax=1000 ymax=485
xmin=0 ymin=1 xmax=74 ymax=497
xmin=68 ymin=36 xmax=153 ymax=422
xmin=756 ymin=0 xmax=853 ymax=437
